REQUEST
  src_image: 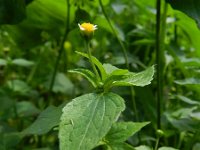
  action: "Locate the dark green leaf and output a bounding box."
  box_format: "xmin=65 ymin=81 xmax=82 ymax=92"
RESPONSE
xmin=45 ymin=73 xmax=74 ymax=94
xmin=16 ymin=101 xmax=40 ymax=117
xmin=22 ymin=105 xmax=62 ymax=135
xmin=107 ymin=143 xmax=135 ymax=150
xmin=52 ymin=73 xmax=74 ymax=94
xmin=59 ymin=92 xmax=125 ymax=150
xmin=166 ymin=0 xmax=200 ymax=28
xmin=105 ymin=122 xmax=149 ymax=143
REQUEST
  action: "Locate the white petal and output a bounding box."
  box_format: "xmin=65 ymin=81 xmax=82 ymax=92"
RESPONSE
xmin=93 ymin=25 xmax=98 ymax=30
xmin=78 ymin=23 xmax=85 ymax=31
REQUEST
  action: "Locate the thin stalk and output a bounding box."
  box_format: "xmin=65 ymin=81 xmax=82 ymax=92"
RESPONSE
xmin=155 ymin=137 xmax=160 ymax=150
xmin=156 ymin=0 xmax=162 ymax=130
xmin=99 ymin=0 xmax=139 ymax=121
xmin=98 ymin=0 xmax=128 ymax=68
xmin=86 ymin=41 xmax=101 ymax=82
xmin=130 ymin=86 xmax=138 ymax=121
xmin=49 ymin=0 xmax=70 ymax=92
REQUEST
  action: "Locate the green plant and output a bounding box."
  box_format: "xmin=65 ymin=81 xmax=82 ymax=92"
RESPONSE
xmin=58 ymin=22 xmax=155 ymax=150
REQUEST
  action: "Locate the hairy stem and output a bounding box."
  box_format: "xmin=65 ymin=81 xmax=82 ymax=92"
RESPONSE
xmin=49 ymin=0 xmax=70 ymax=92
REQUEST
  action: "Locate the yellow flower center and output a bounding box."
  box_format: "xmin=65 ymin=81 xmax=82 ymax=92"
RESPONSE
xmin=78 ymin=22 xmax=97 ymax=39
xmin=81 ymin=23 xmax=94 ymax=31
xmin=79 ymin=23 xmax=97 ymax=32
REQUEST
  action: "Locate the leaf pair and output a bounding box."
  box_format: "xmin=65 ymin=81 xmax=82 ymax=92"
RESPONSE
xmin=59 ymin=92 xmax=125 ymax=150
xmin=59 ymin=92 xmax=150 ymax=150
xmin=69 ymin=51 xmax=155 ymax=91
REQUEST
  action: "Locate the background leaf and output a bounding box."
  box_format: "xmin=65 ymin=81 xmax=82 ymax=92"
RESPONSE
xmin=12 ymin=58 xmax=34 ymax=67
xmin=158 ymin=147 xmax=178 ymax=150
xmin=166 ymin=0 xmax=200 ymax=28
xmin=174 ymin=78 xmax=200 ymax=85
xmin=22 ymin=105 xmax=62 ymax=135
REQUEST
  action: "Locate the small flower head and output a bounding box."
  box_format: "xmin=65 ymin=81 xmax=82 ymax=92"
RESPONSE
xmin=78 ymin=22 xmax=97 ymax=40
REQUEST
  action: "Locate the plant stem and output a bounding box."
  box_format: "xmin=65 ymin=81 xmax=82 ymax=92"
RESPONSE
xmin=155 ymin=137 xmax=160 ymax=150
xmin=156 ymin=0 xmax=162 ymax=130
xmin=86 ymin=40 xmax=101 ymax=82
xmin=49 ymin=0 xmax=70 ymax=92
xmin=130 ymin=86 xmax=138 ymax=121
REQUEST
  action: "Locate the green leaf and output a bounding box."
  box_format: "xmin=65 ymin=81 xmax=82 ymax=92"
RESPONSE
xmin=68 ymin=68 xmax=98 ymax=88
xmin=166 ymin=0 xmax=200 ymax=28
xmin=190 ymin=113 xmax=200 ymax=121
xmin=59 ymin=92 xmax=125 ymax=150
xmin=103 ymin=63 xmax=128 ymax=76
xmin=12 ymin=58 xmax=34 ymax=67
xmin=193 ymin=143 xmax=200 ymax=150
xmin=0 ymin=58 xmax=7 ymax=66
xmin=158 ymin=147 xmax=178 ymax=150
xmin=176 ymin=95 xmax=200 ymax=105
xmin=110 ymin=66 xmax=155 ymax=88
xmin=7 ymin=79 xmax=31 ymax=94
xmin=16 ymin=101 xmax=40 ymax=117
xmin=52 ymin=73 xmax=74 ymax=94
xmin=107 ymin=143 xmax=135 ymax=150
xmin=4 ymin=132 xmax=23 ymax=149
xmin=105 ymin=122 xmax=150 ymax=143
xmin=22 ymin=105 xmax=62 ymax=135
xmin=76 ymin=51 xmax=107 ymax=80
xmin=174 ymin=78 xmax=200 ymax=85
xmin=135 ymin=145 xmax=153 ymax=150
xmin=181 ymin=57 xmax=200 ymax=67
xmin=0 ymin=0 xmax=26 ymax=24
xmin=102 ymin=64 xmax=129 ymax=88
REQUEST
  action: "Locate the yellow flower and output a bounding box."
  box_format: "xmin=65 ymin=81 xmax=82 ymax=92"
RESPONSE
xmin=78 ymin=23 xmax=97 ymax=39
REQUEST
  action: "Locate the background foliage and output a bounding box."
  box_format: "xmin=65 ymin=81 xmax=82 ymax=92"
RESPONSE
xmin=0 ymin=0 xmax=200 ymax=149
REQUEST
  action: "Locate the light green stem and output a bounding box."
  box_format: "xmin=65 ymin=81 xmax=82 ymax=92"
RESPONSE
xmin=155 ymin=137 xmax=160 ymax=150
xmin=86 ymin=41 xmax=100 ymax=82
